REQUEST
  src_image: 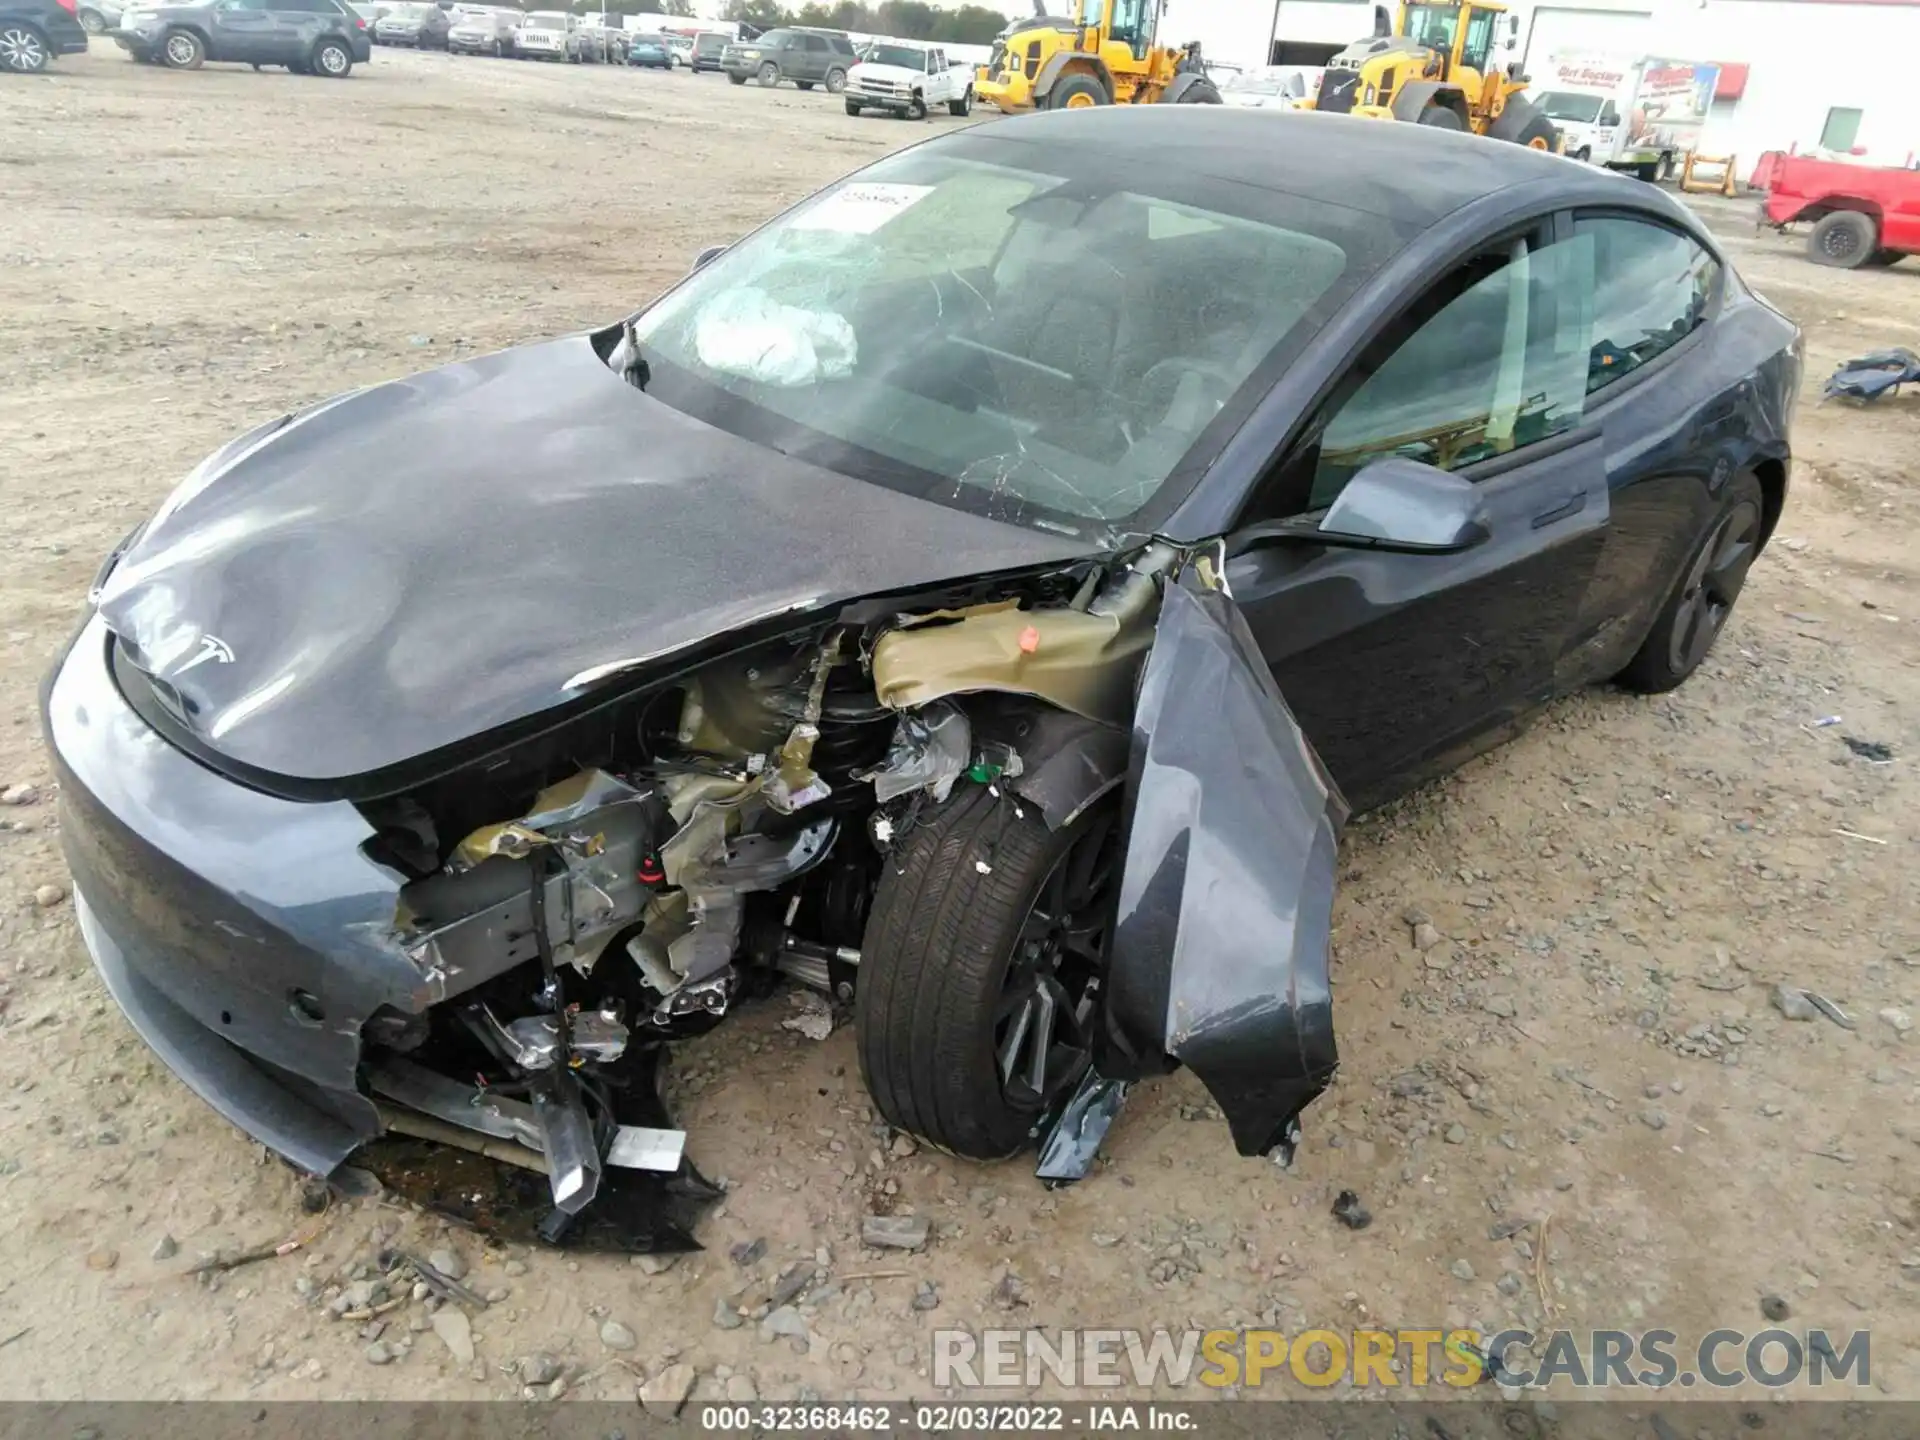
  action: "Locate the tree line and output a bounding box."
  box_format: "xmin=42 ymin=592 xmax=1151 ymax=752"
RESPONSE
xmin=721 ymin=0 xmax=1013 ymax=45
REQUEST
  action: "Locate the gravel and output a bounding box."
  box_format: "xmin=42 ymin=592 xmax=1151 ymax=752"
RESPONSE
xmin=861 ymin=1214 xmax=930 ymax=1250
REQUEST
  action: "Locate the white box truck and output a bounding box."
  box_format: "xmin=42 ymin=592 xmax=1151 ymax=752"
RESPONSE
xmin=1534 ymin=53 xmax=1721 ymax=182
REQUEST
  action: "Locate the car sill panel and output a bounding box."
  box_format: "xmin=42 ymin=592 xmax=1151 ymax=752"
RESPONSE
xmin=1104 ymin=580 xmax=1347 ymax=1158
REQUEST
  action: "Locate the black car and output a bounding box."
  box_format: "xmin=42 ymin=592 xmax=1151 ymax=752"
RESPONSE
xmin=46 ymin=111 xmax=1797 ymax=1225
xmin=1 ymin=0 xmax=89 ymax=72
xmin=687 ymin=28 xmax=722 ymax=71
xmin=114 ymin=0 xmax=370 ymax=73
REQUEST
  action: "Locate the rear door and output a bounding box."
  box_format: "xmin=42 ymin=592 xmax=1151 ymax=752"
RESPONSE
xmin=1227 ymin=218 xmax=1610 ymax=807
xmin=208 ymin=0 xmax=275 ymax=59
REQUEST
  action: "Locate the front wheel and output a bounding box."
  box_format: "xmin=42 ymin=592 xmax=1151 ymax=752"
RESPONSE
xmin=858 ymin=784 xmax=1118 ymax=1160
xmin=824 ymin=66 xmax=846 ymax=93
xmin=906 ymin=91 xmax=925 ymax=119
xmin=947 ymin=87 xmax=971 ymax=116
xmin=1513 ymin=114 xmax=1558 ymax=149
xmin=1616 ymin=473 xmax=1764 ymax=693
xmin=312 ymin=36 xmax=351 ymax=76
xmin=843 ymin=98 xmax=860 ymax=115
xmin=1048 ymin=72 xmax=1106 ymax=109
xmin=1417 ymin=103 xmax=1464 ymax=130
xmin=161 ymin=27 xmax=203 ymax=68
xmin=756 ymin=59 xmax=777 ymax=86
xmin=78 ymin=7 xmax=106 ymax=33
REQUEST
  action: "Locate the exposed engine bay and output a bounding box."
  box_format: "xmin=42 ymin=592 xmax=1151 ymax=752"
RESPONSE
xmin=351 ymin=542 xmax=1185 ymax=1229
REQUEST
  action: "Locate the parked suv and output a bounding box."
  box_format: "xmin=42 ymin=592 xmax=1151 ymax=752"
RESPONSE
xmin=721 ymin=26 xmax=853 ymax=92
xmin=688 ymin=28 xmax=722 ymax=71
xmin=1 ymin=0 xmax=90 ymax=72
xmin=445 ymin=5 xmax=513 ymax=55
xmin=114 ymin=0 xmax=370 ymax=73
xmin=372 ymin=0 xmax=443 ymax=46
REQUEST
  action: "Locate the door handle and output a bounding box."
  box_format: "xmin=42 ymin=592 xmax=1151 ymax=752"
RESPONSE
xmin=1530 ymin=491 xmax=1587 ymax=529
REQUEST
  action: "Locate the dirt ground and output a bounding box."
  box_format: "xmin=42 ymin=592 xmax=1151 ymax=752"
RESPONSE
xmin=1 ymin=45 xmax=1916 ymax=1408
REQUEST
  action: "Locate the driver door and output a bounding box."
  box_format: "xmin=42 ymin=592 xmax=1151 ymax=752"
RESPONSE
xmin=1228 ymin=218 xmax=1610 ymax=809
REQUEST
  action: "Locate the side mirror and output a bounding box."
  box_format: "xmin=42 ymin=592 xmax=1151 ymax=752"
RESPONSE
xmin=1320 ymin=457 xmax=1490 ymax=551
xmin=692 ymin=243 xmax=728 ymax=271
xmin=1507 ymin=13 xmax=1520 ymax=34
xmin=1371 ymin=3 xmax=1391 ymax=37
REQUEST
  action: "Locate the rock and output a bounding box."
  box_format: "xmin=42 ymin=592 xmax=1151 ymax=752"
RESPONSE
xmin=1482 ymin=995 xmax=1517 ymax=1019
xmin=760 ymin=1306 xmax=809 ymax=1345
xmin=1552 ymin=1175 xmax=1574 ymax=1192
xmin=889 ymin=1133 xmax=918 ymax=1159
xmin=1497 ymin=1272 xmax=1523 ymax=1296
xmin=343 ymin=1279 xmax=386 ymax=1308
xmin=1640 ymin=1109 xmax=1669 ymax=1132
xmin=1643 ymin=1083 xmax=1666 ymax=1100
xmin=1450 ymin=1259 xmax=1475 ymax=1281
xmin=426 ymin=1247 xmax=466 ymax=1281
xmin=1331 ymin=1190 xmax=1372 ymax=1231
xmin=768 ymin=1261 xmax=812 ymax=1308
xmin=483 ymin=1286 xmax=508 ymax=1304
xmin=600 ymin=1319 xmax=637 ymax=1352
xmin=2 ymin=784 xmax=38 ymax=806
xmin=1402 ymin=904 xmax=1431 ymax=928
xmin=85 ymin=1248 xmax=118 ymax=1272
xmin=640 ymin=1362 xmax=697 ymax=1419
xmin=364 ymin=1342 xmax=395 ymax=1366
xmin=1880 ymin=1008 xmax=1913 ymax=1036
xmin=1761 ymin=1294 xmax=1791 ymax=1322
xmin=992 ymin=1273 xmax=1027 ymax=1310
xmin=1771 ymin=986 xmax=1818 ymax=1022
xmin=33 ymin=883 xmax=66 ymax=909
xmin=1445 ymin=1123 xmax=1468 ymax=1145
xmin=729 ymin=1237 xmax=767 ymax=1268
xmin=431 ymin=1308 xmax=475 ymax=1366
xmin=713 ymin=1294 xmax=745 ymax=1331
xmin=150 ymin=1233 xmax=178 ymax=1261
xmin=634 ymin=1253 xmax=678 ymax=1275
xmin=725 ymin=1374 xmax=759 ymax=1403
xmin=503 ymin=1258 xmax=528 ymax=1277
xmin=519 ymin=1353 xmax=562 ymax=1387
xmin=911 ymin=1279 xmax=941 ymax=1311
xmin=861 ymin=1214 xmax=930 ymax=1251
xmin=1413 ymin=922 xmax=1443 ymax=952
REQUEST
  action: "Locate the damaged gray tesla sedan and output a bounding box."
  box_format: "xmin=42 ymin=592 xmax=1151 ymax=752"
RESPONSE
xmin=45 ymin=108 xmax=1798 ymax=1229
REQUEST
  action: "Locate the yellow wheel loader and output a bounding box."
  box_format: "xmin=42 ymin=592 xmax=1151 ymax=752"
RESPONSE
xmin=975 ymin=0 xmax=1222 ymax=114
xmin=1309 ymin=1 xmax=1561 ymax=150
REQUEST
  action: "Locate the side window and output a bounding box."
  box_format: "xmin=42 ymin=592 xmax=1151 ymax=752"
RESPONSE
xmin=1307 ymin=233 xmax=1594 ymax=509
xmin=804 ymin=33 xmax=826 ymax=53
xmin=1579 ymin=217 xmax=1718 ymax=394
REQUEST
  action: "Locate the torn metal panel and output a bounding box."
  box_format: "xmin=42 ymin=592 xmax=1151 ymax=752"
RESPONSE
xmin=453 ymin=768 xmax=650 ymax=870
xmin=1104 ymin=580 xmax=1347 ymax=1159
xmin=968 ymin=699 xmax=1128 ymax=832
xmin=1034 ymin=1072 xmax=1130 ymax=1184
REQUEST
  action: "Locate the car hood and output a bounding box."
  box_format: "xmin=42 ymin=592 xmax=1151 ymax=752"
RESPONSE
xmin=852 ymin=63 xmax=926 ymax=82
xmin=96 ymin=334 xmax=1098 ymax=786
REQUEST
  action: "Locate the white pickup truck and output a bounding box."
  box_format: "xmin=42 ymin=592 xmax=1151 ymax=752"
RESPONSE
xmin=845 ymin=40 xmax=973 ymax=119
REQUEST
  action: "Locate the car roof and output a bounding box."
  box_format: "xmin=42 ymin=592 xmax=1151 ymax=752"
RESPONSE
xmin=990 ymin=107 xmax=1582 ymax=228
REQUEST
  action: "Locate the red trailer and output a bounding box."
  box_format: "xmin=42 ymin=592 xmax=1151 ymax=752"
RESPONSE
xmin=1759 ymin=153 xmax=1920 ymax=269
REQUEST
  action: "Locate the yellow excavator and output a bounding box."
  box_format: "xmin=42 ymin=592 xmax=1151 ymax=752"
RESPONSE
xmin=1308 ymin=0 xmax=1561 ymax=149
xmin=975 ymin=0 xmax=1222 ymax=113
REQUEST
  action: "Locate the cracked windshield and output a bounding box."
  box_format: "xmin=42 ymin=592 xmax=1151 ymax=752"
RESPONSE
xmin=628 ymin=146 xmax=1358 ymax=528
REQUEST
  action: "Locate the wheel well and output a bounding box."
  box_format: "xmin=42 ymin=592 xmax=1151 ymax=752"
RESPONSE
xmin=166 ymin=21 xmax=209 ymax=44
xmin=1752 ymin=457 xmax=1787 ymax=547
xmin=1806 ymin=198 xmax=1884 ymax=226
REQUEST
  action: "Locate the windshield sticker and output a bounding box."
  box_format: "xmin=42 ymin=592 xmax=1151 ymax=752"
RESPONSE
xmin=790 ymin=183 xmax=935 ymax=236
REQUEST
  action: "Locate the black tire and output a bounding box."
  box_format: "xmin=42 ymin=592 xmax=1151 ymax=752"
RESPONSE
xmin=1634 ymin=161 xmax=1660 ymax=183
xmin=858 ymin=784 xmax=1119 ymax=1160
xmin=1047 ymin=72 xmax=1107 ymax=110
xmin=794 ymin=79 xmax=813 ymax=90
xmin=843 ymin=98 xmax=860 ymax=115
xmin=947 ymin=87 xmax=971 ymax=116
xmin=905 ymin=91 xmax=925 ymax=119
xmin=1867 ymin=248 xmax=1905 ymax=267
xmin=756 ymin=59 xmax=777 ymax=86
xmin=1172 ymin=76 xmax=1220 ymax=103
xmin=312 ymin=35 xmax=351 ymax=76
xmin=1572 ymin=145 xmax=1591 ymax=162
xmin=161 ymin=26 xmax=203 ymax=68
xmin=0 ymin=20 xmax=49 ymax=70
xmin=1513 ymin=114 xmax=1558 ymax=150
xmin=1417 ymin=103 xmax=1464 ymax=130
xmin=824 ymin=65 xmax=845 ymax=93
xmin=78 ymin=7 xmax=107 ymax=33
xmin=1615 ymin=473 xmax=1764 ymax=694
xmin=1809 ymin=210 xmax=1877 ymax=268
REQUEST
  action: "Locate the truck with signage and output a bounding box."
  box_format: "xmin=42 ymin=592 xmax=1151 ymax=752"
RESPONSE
xmin=1532 ymin=53 xmax=1720 ymax=181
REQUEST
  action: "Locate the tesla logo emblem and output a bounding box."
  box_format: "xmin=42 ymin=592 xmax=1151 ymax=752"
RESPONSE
xmin=172 ymin=634 xmax=235 ymax=675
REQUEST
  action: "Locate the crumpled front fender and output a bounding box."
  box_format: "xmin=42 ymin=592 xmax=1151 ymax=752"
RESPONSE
xmin=1102 ymin=581 xmax=1347 ymax=1159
